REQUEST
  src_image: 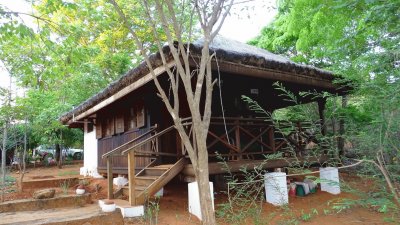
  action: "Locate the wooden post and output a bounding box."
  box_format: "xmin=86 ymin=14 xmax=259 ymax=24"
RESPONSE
xmin=235 ymin=120 xmax=241 ymax=160
xmin=268 ymin=126 xmax=276 ymax=152
xmin=338 ymin=95 xmax=347 ymax=157
xmin=317 ymin=99 xmax=327 ymax=136
xmin=107 ymin=156 xmax=113 ymax=199
xmin=128 ymin=151 xmax=136 ymax=206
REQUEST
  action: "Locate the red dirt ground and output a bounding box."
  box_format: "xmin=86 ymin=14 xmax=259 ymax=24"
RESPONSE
xmin=3 ymin=164 xmax=399 ymax=225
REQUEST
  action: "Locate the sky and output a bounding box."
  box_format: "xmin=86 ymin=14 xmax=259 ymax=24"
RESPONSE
xmin=0 ymin=0 xmax=277 ymax=91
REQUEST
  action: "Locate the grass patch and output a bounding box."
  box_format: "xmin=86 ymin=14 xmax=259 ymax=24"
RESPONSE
xmin=57 ymin=171 xmax=79 ymax=176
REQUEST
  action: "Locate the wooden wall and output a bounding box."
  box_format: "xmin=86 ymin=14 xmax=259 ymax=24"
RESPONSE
xmin=98 ymin=128 xmax=152 ymax=173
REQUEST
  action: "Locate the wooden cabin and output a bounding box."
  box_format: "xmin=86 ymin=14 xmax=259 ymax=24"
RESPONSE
xmin=60 ymin=36 xmax=347 ymax=206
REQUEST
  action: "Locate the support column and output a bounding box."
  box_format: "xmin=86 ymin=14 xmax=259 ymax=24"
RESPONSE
xmin=128 ymin=151 xmax=136 ymax=206
xmin=235 ymin=119 xmax=241 ymax=160
xmin=268 ymin=127 xmax=276 ymax=152
xmin=338 ymin=95 xmax=347 ymax=157
xmin=317 ymin=99 xmax=327 ymax=136
xmin=107 ymin=156 xmax=113 ymax=199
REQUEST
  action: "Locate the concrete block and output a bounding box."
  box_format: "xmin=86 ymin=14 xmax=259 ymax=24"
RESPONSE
xmin=117 ymin=205 xmax=144 ymax=218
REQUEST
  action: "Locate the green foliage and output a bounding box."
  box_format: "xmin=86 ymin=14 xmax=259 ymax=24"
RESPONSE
xmin=57 ymin=170 xmax=79 ymax=176
xmin=0 ymin=0 xmax=187 ymax=150
xmin=60 ymin=179 xmax=70 ymax=195
xmin=251 ymin=0 xmax=400 ymax=209
xmin=144 ymin=196 xmax=161 ymax=225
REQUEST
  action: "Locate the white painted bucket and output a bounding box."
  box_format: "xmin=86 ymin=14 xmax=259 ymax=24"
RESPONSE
xmin=264 ymin=172 xmax=288 ymax=206
xmin=102 ymin=203 xmax=116 ymax=212
xmin=320 ymin=167 xmax=340 ymax=195
xmin=76 ymin=188 xmax=85 ymax=195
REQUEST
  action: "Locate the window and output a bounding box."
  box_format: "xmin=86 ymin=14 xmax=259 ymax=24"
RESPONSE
xmin=96 ymin=122 xmax=102 ymax=139
xmin=125 ymin=100 xmax=146 ymax=130
xmin=87 ymin=122 xmax=94 ymax=133
xmin=115 ymin=113 xmax=124 ymax=134
xmin=104 ymin=117 xmax=115 ymax=137
xmin=136 ymin=102 xmax=145 ymax=128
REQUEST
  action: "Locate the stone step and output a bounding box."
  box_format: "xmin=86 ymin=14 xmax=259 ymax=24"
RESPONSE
xmin=0 ymin=204 xmax=123 ymax=225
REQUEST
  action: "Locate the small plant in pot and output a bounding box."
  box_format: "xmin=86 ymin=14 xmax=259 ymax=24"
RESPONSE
xmin=76 ymin=184 xmax=86 ymax=195
xmin=101 ymin=199 xmax=116 ymax=212
xmin=75 ymin=180 xmax=89 ymax=195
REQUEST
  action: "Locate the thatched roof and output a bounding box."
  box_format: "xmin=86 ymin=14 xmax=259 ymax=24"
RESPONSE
xmin=191 ymin=36 xmax=334 ymax=78
xmin=60 ymin=36 xmax=338 ymax=125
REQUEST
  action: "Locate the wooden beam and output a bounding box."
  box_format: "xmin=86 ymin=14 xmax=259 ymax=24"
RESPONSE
xmin=338 ymin=95 xmax=347 ymax=157
xmin=268 ymin=127 xmax=276 ymax=152
xmin=128 ymin=151 xmax=136 ymax=206
xmin=235 ymin=121 xmax=241 ymax=154
xmin=107 ymin=157 xmax=113 ymax=199
xmin=182 ymin=155 xmax=330 ymax=176
xmin=207 ymin=126 xmax=236 ymax=149
xmin=68 ymin=61 xmax=176 ymax=124
xmin=208 ymin=130 xmax=240 ymax=152
xmin=318 ymin=99 xmax=327 ymax=136
xmin=239 ymin=126 xmax=271 ymax=151
xmin=210 ymin=60 xmax=337 ymax=90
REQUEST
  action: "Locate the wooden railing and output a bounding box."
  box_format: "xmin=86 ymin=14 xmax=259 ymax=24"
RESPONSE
xmin=178 ymin=117 xmax=290 ymax=160
xmin=101 ymin=125 xmax=158 ymax=158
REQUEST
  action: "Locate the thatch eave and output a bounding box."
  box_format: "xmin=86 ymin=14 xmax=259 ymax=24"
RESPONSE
xmin=60 ymin=36 xmax=347 ymax=126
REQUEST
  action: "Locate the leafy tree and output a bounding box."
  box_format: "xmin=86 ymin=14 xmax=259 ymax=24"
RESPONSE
xmin=251 ymin=0 xmax=400 ymax=206
xmin=0 ymin=0 xmax=161 ymax=165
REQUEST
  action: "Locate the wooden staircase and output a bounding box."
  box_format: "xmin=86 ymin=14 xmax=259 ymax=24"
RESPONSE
xmin=121 ymin=158 xmax=186 ymax=205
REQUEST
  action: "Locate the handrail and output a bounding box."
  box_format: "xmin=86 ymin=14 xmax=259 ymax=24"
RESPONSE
xmin=136 ymin=157 xmax=157 ymax=176
xmin=102 ymin=125 xmax=157 ymax=158
xmin=121 ymin=124 xmax=177 ymax=155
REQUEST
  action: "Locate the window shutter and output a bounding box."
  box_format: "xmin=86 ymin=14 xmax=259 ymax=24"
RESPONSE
xmin=136 ymin=103 xmax=145 ymax=128
xmin=110 ymin=117 xmax=115 ymax=136
xmin=115 ymin=114 xmax=124 ymax=134
xmin=96 ymin=122 xmax=102 ymax=139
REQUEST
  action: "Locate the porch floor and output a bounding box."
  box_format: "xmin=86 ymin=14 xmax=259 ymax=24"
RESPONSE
xmin=182 ymin=155 xmax=329 ymax=176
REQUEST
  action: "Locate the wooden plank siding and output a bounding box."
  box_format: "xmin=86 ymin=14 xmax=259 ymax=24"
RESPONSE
xmin=98 ymin=128 xmax=153 ymax=174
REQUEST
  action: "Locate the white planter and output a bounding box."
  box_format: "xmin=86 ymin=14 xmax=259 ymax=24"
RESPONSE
xmin=320 ymin=167 xmax=340 ymax=195
xmin=76 ymin=188 xmax=85 ymax=195
xmin=102 ymin=203 xmax=116 ymax=212
xmin=264 ymin=172 xmax=288 ymax=206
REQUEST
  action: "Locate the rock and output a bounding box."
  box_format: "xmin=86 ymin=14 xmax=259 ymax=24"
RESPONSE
xmin=33 ymin=189 xmax=55 ymax=199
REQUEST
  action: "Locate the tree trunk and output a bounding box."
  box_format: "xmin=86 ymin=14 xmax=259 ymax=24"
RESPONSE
xmin=196 ymin=141 xmax=216 ymax=225
xmin=55 ymin=143 xmax=62 ymax=169
xmin=1 ymin=122 xmax=8 ymax=202
xmin=375 ymin=155 xmax=400 ymax=206
xmin=19 ymin=119 xmax=27 ymax=192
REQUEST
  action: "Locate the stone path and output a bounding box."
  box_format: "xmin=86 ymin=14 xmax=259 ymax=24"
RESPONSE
xmin=0 ymin=204 xmax=123 ymax=225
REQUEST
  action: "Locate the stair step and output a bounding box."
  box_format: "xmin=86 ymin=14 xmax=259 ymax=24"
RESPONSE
xmin=121 ymin=187 xmax=144 ymax=197
xmin=121 ymin=185 xmax=147 ymax=191
xmin=135 ymin=176 xmax=158 ymax=186
xmin=141 ymin=168 xmax=167 ymax=176
xmin=152 ymin=164 xmax=173 ymax=168
xmin=136 ymin=176 xmax=159 ymax=180
xmin=135 ymin=186 xmax=147 ymax=191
